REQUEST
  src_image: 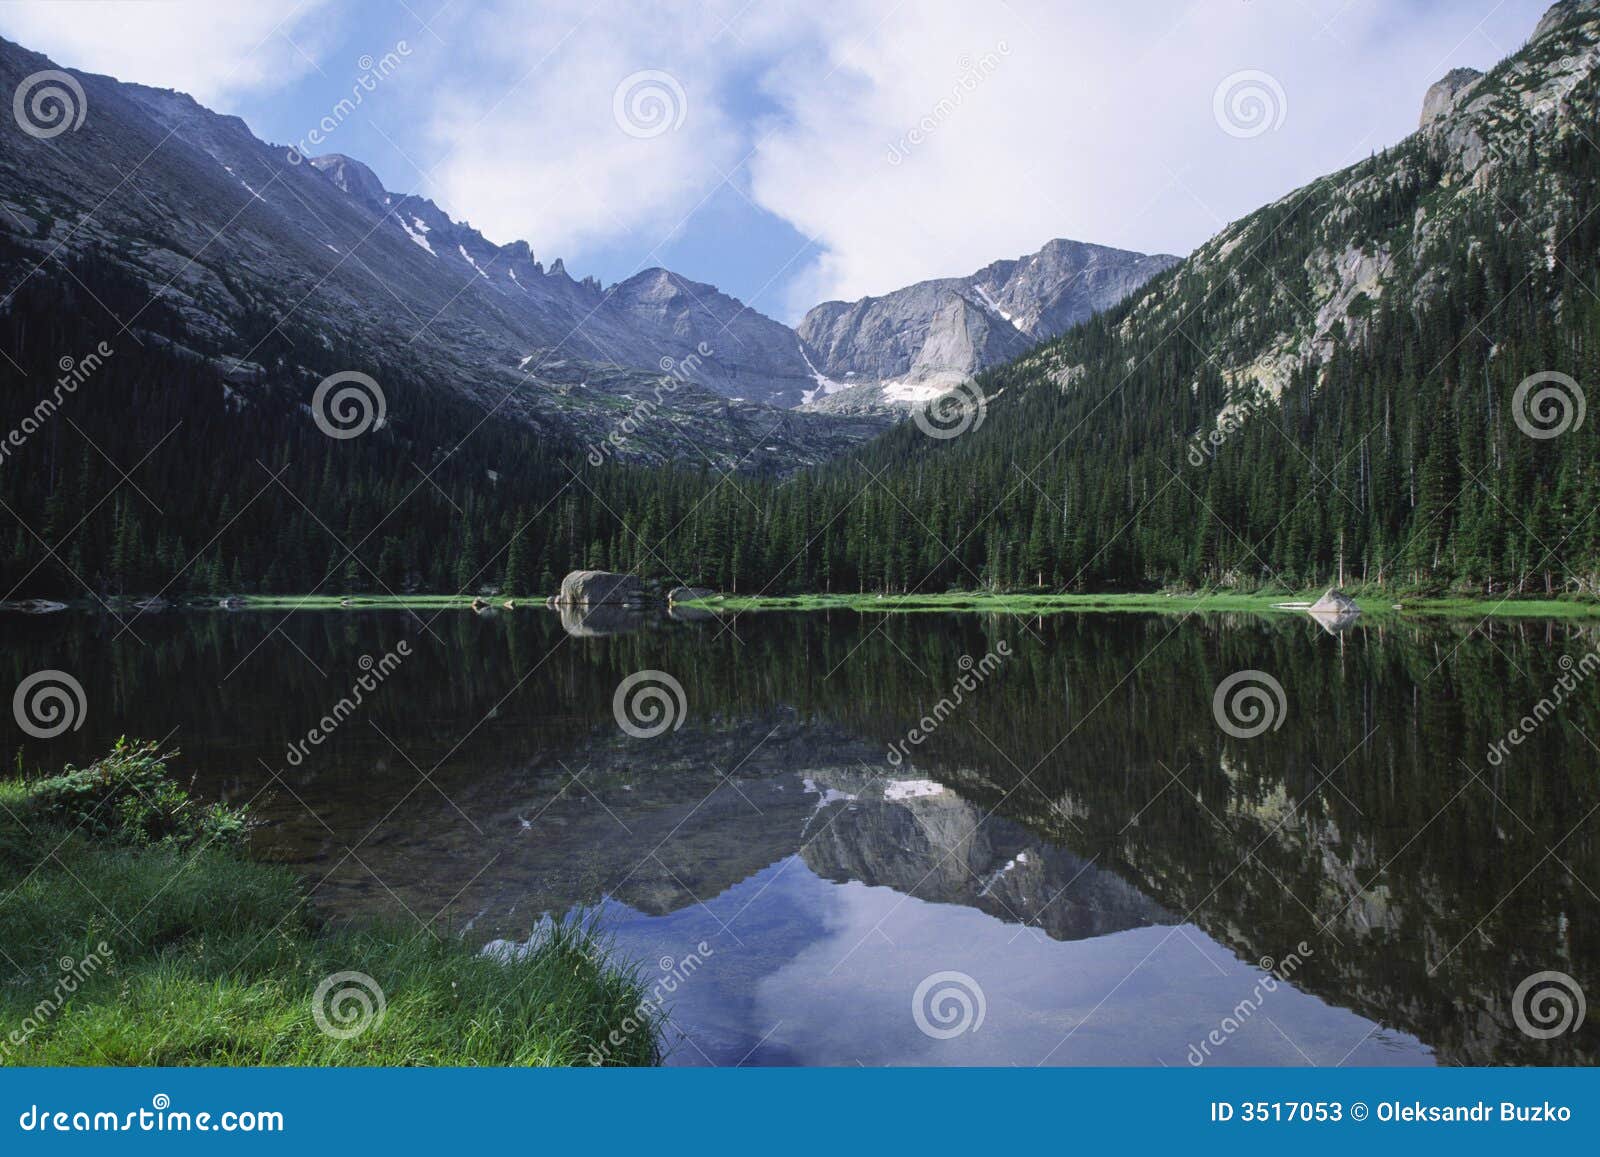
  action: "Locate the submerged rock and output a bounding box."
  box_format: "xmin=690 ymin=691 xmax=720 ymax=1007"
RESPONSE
xmin=1307 ymin=587 xmax=1362 ymax=635
xmin=7 ymin=598 xmax=67 ymax=614
xmin=559 ymin=602 xmax=645 ymax=637
xmin=668 ymin=604 xmax=718 ymax=623
xmin=557 ymin=570 xmax=644 ymax=607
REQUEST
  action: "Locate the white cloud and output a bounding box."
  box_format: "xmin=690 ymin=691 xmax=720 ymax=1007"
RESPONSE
xmin=0 ymin=0 xmax=334 ymax=107
xmin=417 ymin=0 xmax=758 ymax=266
xmin=3 ymin=0 xmax=1551 ymax=315
xmin=414 ymin=0 xmax=1547 ymax=311
xmin=747 ymin=0 xmax=1550 ymax=309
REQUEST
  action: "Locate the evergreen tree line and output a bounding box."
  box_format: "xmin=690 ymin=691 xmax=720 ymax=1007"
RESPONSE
xmin=3 ymin=67 xmax=1600 ymax=600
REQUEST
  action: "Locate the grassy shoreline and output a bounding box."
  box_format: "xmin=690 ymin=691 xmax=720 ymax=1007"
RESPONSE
xmin=10 ymin=590 xmax=1600 ymax=619
xmin=678 ymin=591 xmax=1600 ymax=619
xmin=0 ymin=742 xmax=661 ymax=1066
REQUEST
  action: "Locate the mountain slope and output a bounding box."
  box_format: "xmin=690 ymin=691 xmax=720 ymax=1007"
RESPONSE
xmin=0 ymin=35 xmax=857 ymax=454
xmin=797 ymin=238 xmax=1178 ymax=408
xmin=459 ymin=0 xmax=1600 ymax=600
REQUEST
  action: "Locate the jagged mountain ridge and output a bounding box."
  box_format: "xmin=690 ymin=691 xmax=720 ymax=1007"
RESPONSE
xmin=0 ymin=32 xmax=1177 ymax=450
xmin=797 ymin=238 xmax=1179 ymax=411
xmin=0 ymin=36 xmax=873 ymax=470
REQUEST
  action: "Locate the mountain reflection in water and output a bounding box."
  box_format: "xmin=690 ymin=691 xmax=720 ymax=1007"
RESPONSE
xmin=4 ymin=607 xmax=1595 ymax=1065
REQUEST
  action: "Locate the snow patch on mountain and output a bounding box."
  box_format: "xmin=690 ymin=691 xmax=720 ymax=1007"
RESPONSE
xmin=798 ymin=340 xmax=848 ymax=405
xmin=401 ymin=215 xmax=434 ymax=255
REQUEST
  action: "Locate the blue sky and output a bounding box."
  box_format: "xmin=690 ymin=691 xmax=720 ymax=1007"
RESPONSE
xmin=0 ymin=0 xmax=1553 ymax=322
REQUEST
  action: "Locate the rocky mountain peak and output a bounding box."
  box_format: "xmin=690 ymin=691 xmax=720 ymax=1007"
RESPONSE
xmin=1533 ymin=0 xmax=1600 ymax=42
xmin=308 ymin=153 xmax=389 ymax=211
xmin=1419 ymin=67 xmax=1483 ymax=127
xmin=797 ymin=238 xmax=1177 ymax=411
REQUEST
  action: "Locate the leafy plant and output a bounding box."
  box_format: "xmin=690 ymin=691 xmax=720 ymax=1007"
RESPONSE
xmin=26 ymin=738 xmax=251 ymax=850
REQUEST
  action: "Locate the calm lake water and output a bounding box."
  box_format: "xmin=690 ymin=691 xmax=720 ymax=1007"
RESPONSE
xmin=4 ymin=605 xmax=1597 ymax=1065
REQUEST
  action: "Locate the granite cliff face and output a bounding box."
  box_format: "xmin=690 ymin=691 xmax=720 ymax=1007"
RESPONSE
xmin=1002 ymin=0 xmax=1600 ymax=432
xmin=797 ymin=239 xmax=1178 ymax=411
xmin=1418 ymin=66 xmax=1484 ymax=127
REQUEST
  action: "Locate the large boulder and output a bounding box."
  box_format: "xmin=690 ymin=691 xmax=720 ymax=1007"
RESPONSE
xmin=1308 ymin=587 xmax=1361 ymax=616
xmin=557 ymin=570 xmax=644 ymax=607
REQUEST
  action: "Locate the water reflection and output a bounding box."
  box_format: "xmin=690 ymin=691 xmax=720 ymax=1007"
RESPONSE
xmin=2 ymin=606 xmax=1596 ymax=1065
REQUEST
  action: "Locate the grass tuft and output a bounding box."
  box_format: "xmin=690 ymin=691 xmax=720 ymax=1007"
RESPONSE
xmin=0 ymin=745 xmax=660 ymax=1066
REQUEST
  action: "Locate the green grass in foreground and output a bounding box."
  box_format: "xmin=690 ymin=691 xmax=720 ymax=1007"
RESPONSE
xmin=0 ymin=741 xmax=659 ymax=1066
xmin=678 ymin=591 xmax=1600 ymax=618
